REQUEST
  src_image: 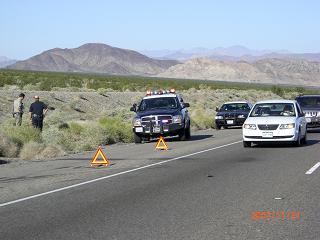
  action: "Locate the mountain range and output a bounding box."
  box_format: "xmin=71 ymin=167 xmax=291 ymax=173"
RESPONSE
xmin=5 ymin=43 xmax=320 ymax=87
xmin=157 ymin=58 xmax=320 ymax=86
xmin=8 ymin=43 xmax=178 ymax=75
xmin=142 ymin=46 xmax=320 ymax=63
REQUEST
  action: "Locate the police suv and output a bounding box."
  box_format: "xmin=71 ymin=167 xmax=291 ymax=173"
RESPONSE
xmin=130 ymin=89 xmax=191 ymax=143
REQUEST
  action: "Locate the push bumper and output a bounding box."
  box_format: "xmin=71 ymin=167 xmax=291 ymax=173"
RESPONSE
xmin=133 ymin=123 xmax=184 ymax=137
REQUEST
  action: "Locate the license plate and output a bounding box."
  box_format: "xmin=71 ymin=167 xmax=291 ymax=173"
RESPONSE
xmin=306 ymin=118 xmax=311 ymax=123
xmin=262 ymin=132 xmax=273 ymax=138
xmin=227 ymin=120 xmax=234 ymax=125
xmin=153 ymin=126 xmax=161 ymax=133
xmin=135 ymin=127 xmax=143 ymax=133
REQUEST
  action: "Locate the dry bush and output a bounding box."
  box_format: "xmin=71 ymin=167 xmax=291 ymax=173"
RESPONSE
xmin=37 ymin=145 xmax=66 ymax=159
xmin=19 ymin=141 xmax=45 ymax=160
xmin=0 ymin=134 xmax=19 ymax=158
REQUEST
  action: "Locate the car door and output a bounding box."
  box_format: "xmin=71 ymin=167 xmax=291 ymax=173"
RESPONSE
xmin=296 ymin=103 xmax=307 ymax=135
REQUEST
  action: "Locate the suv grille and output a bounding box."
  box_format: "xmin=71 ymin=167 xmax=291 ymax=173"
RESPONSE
xmin=141 ymin=116 xmax=156 ymax=122
xmin=258 ymin=124 xmax=279 ymax=130
xmin=305 ymin=111 xmax=318 ymax=117
xmin=141 ymin=115 xmax=173 ymax=124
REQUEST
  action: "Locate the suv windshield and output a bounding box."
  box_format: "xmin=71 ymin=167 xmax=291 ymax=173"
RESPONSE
xmin=250 ymin=103 xmax=296 ymax=117
xmin=138 ymin=97 xmax=178 ymax=111
xmin=220 ymin=103 xmax=250 ymax=112
xmin=296 ymin=97 xmax=320 ymax=108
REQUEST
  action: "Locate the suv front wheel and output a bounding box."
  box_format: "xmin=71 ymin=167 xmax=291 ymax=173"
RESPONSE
xmin=134 ymin=133 xmax=142 ymax=144
xmin=179 ymin=122 xmax=191 ymax=141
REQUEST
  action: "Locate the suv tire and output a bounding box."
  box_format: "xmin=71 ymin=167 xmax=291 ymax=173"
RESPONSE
xmin=243 ymin=141 xmax=251 ymax=148
xmin=134 ymin=133 xmax=142 ymax=144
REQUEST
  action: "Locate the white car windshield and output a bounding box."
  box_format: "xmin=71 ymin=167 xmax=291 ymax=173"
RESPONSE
xmin=250 ymin=103 xmax=296 ymax=117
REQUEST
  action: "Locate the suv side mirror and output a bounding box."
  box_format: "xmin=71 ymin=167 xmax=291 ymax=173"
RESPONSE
xmin=215 ymin=107 xmax=220 ymax=112
xmin=130 ymin=104 xmax=137 ymax=112
xmin=184 ymin=103 xmax=190 ymax=108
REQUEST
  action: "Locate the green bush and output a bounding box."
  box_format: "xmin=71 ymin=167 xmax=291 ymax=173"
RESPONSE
xmin=190 ymin=108 xmax=215 ymax=130
xmin=0 ymin=121 xmax=42 ymax=147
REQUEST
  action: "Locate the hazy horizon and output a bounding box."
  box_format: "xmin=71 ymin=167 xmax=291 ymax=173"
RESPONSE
xmin=1 ymin=0 xmax=320 ymax=59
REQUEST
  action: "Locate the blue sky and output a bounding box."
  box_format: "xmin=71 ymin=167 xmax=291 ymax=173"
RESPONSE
xmin=1 ymin=0 xmax=320 ymax=59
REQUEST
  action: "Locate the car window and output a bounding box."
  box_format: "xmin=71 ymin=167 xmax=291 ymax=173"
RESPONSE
xmin=220 ymin=103 xmax=250 ymax=112
xmin=250 ymin=103 xmax=296 ymax=117
xmin=138 ymin=97 xmax=178 ymax=111
xmin=296 ymin=97 xmax=320 ymax=108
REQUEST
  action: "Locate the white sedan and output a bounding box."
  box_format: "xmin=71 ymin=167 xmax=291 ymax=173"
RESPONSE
xmin=243 ymin=100 xmax=307 ymax=147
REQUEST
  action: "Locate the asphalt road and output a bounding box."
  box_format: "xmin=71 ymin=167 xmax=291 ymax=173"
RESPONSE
xmin=1 ymin=128 xmax=320 ymax=240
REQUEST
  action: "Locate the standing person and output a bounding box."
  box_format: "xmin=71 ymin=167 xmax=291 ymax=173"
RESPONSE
xmin=13 ymin=93 xmax=25 ymax=126
xmin=29 ymin=96 xmax=48 ymax=131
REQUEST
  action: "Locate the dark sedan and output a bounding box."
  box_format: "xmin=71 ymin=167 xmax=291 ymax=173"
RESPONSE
xmin=215 ymin=101 xmax=253 ymax=129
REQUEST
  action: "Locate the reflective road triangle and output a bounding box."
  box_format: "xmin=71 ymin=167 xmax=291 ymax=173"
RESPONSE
xmin=91 ymin=146 xmax=110 ymax=166
xmin=155 ymin=136 xmax=169 ymax=150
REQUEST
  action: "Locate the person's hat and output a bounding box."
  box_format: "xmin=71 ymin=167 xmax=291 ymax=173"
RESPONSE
xmin=34 ymin=95 xmax=40 ymax=99
xmin=19 ymin=93 xmax=25 ymax=98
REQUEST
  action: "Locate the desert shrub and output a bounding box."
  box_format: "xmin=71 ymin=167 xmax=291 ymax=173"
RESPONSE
xmin=0 ymin=121 xmax=42 ymax=147
xmin=0 ymin=134 xmax=19 ymax=157
xmin=190 ymin=108 xmax=215 ymax=130
xmin=37 ymin=145 xmax=66 ymax=159
xmin=271 ymin=86 xmax=284 ymax=97
xmin=99 ymin=117 xmax=133 ymax=143
xmin=19 ymin=141 xmax=45 ymax=160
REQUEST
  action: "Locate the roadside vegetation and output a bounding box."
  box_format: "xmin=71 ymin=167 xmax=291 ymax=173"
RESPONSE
xmin=0 ymin=69 xmax=319 ymax=160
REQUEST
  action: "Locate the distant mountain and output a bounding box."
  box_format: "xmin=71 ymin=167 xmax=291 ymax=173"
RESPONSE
xmin=156 ymin=58 xmax=320 ymax=87
xmin=0 ymin=56 xmax=16 ymax=68
xmin=142 ymin=46 xmax=291 ymax=61
xmin=8 ymin=43 xmax=179 ymax=75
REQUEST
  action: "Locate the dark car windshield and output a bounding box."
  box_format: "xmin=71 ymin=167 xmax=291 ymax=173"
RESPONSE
xmin=138 ymin=97 xmax=179 ymax=111
xmin=220 ymin=103 xmax=250 ymax=112
xmin=296 ymin=97 xmax=320 ymax=108
xmin=250 ymin=103 xmax=296 ymax=117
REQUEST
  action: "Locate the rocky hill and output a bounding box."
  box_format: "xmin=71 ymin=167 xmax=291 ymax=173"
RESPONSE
xmin=8 ymin=43 xmax=179 ymax=75
xmin=156 ymin=58 xmax=320 ymax=86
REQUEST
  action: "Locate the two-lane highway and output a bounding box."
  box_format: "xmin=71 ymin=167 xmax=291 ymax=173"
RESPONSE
xmin=1 ymin=129 xmax=320 ymax=240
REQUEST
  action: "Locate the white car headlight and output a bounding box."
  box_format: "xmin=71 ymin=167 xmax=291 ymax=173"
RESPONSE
xmin=279 ymin=123 xmax=295 ymax=129
xmin=243 ymin=124 xmax=257 ymax=130
xmin=132 ymin=118 xmax=142 ymax=126
xmin=215 ymin=115 xmax=223 ymax=120
xmin=237 ymin=114 xmax=246 ymax=118
xmin=173 ymin=115 xmax=182 ymax=124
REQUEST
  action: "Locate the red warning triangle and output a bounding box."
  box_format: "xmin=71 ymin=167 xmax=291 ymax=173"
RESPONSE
xmin=91 ymin=146 xmax=110 ymax=166
xmin=155 ymin=136 xmax=169 ymax=150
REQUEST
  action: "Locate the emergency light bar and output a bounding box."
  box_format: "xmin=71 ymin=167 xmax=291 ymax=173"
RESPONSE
xmin=146 ymin=89 xmax=176 ymax=96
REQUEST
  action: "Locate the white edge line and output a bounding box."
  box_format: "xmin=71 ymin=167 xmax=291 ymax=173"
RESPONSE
xmin=305 ymin=162 xmax=320 ymax=175
xmin=0 ymin=140 xmax=242 ymax=208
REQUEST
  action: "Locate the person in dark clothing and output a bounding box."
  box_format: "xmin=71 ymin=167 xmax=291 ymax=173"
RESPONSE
xmin=29 ymin=96 xmax=48 ymax=131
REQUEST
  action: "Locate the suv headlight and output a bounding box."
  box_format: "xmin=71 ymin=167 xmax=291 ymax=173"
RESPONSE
xmin=279 ymin=123 xmax=295 ymax=129
xmin=237 ymin=114 xmax=246 ymax=119
xmin=132 ymin=118 xmax=142 ymax=126
xmin=215 ymin=115 xmax=223 ymax=120
xmin=243 ymin=124 xmax=257 ymax=130
xmin=173 ymin=115 xmax=182 ymax=124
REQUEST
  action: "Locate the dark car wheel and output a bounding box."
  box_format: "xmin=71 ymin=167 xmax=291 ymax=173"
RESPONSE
xmin=134 ymin=133 xmax=142 ymax=144
xmin=294 ymin=129 xmax=302 ymax=147
xmin=185 ymin=124 xmax=191 ymax=139
xmin=243 ymin=141 xmax=251 ymax=148
xmin=216 ymin=124 xmax=221 ymax=130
